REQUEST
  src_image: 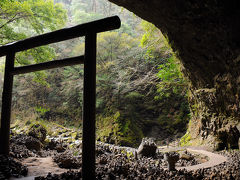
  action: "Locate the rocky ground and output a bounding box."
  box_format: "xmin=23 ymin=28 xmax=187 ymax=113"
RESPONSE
xmin=31 ymin=147 xmax=240 ymax=180
xmin=1 ymin=125 xmax=240 ymax=179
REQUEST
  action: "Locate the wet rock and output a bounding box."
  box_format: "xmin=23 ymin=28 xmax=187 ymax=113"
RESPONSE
xmin=8 ymin=131 xmax=240 ymax=179
xmin=46 ymin=139 xmax=59 ymax=150
xmin=56 ymin=144 xmax=66 ymax=153
xmin=96 ymin=146 xmax=105 ymax=156
xmin=137 ymin=137 xmax=157 ymax=157
xmin=177 ymin=158 xmax=199 ymax=167
xmin=228 ymin=125 xmax=240 ymax=149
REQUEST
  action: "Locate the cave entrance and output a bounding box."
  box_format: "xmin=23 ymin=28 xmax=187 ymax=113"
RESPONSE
xmin=0 ymin=16 xmax=121 ymax=179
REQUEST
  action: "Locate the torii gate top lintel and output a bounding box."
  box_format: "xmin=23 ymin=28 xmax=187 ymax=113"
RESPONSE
xmin=0 ymin=16 xmax=121 ymax=57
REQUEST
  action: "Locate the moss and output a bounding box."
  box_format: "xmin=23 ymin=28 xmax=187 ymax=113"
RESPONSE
xmin=117 ymin=119 xmax=144 ymax=147
xmin=71 ymin=132 xmax=78 ymax=140
xmin=126 ymin=151 xmax=134 ymax=159
xmin=96 ymin=113 xmax=117 ymax=139
xmin=67 ymin=138 xmax=73 ymax=143
xmin=180 ymin=131 xmax=191 ymax=146
xmin=96 ymin=111 xmax=143 ymax=147
xmin=52 ymin=130 xmax=60 ymax=137
xmin=125 ymin=92 xmax=143 ymax=100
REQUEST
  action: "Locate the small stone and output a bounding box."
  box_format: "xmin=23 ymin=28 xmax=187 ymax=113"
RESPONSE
xmin=180 ymin=151 xmax=194 ymax=161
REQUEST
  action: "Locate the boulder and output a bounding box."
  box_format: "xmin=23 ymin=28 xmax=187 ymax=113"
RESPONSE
xmin=11 ymin=134 xmax=42 ymax=151
xmin=28 ymin=123 xmax=47 ymax=143
xmin=24 ymin=136 xmax=42 ymax=151
xmin=137 ymin=137 xmax=157 ymax=157
xmin=53 ymin=151 xmax=81 ymax=169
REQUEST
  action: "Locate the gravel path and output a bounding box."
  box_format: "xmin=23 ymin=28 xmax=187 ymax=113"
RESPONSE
xmin=177 ymin=148 xmax=228 ymax=171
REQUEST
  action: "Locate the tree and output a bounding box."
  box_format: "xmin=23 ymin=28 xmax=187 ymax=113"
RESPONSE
xmin=140 ymin=20 xmax=170 ymax=59
xmin=0 ymin=0 xmax=67 ymax=44
xmin=140 ymin=20 xmax=188 ymax=99
xmin=0 ymin=0 xmax=67 ymax=119
xmin=0 ymin=0 xmax=67 ymax=64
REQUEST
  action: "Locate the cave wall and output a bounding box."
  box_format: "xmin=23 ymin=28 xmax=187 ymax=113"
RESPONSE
xmin=109 ymin=0 xmax=240 ymax=149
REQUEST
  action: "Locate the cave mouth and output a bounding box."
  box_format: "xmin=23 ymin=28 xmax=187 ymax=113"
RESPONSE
xmin=108 ymin=0 xmax=240 ymax=149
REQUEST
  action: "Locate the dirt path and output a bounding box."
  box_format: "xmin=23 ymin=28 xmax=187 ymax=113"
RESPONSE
xmin=177 ymin=148 xmax=228 ymax=171
xmin=22 ymin=156 xmax=68 ymax=176
xmin=10 ymin=157 xmax=68 ymax=180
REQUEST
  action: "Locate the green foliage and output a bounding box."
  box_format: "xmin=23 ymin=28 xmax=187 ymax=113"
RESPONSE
xmin=97 ymin=31 xmax=138 ymax=62
xmin=140 ymin=21 xmax=188 ymax=100
xmin=0 ymin=0 xmax=67 ymax=44
xmin=125 ymin=92 xmax=143 ymax=101
xmin=156 ymin=55 xmax=187 ymax=99
xmin=140 ymin=20 xmax=190 ymax=140
xmin=140 ymin=21 xmax=170 ymax=59
xmin=96 ymin=111 xmax=121 ymax=141
xmin=73 ymin=10 xmax=104 ymax=24
xmin=70 ymin=0 xmax=110 ymax=24
xmin=16 ymin=46 xmax=56 ymax=65
xmin=0 ymin=0 xmax=67 ymax=87
xmin=35 ymin=106 xmax=50 ymax=116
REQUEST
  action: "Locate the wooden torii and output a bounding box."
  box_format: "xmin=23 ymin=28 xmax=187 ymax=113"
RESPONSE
xmin=0 ymin=16 xmax=121 ymax=179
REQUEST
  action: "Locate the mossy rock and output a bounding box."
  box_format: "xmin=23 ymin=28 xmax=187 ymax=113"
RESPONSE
xmin=70 ymin=132 xmax=78 ymax=140
xmin=10 ymin=119 xmax=21 ymax=129
xmin=97 ymin=112 xmax=143 ymax=147
xmin=25 ymin=120 xmax=32 ymax=126
xmin=28 ymin=122 xmax=47 ymax=143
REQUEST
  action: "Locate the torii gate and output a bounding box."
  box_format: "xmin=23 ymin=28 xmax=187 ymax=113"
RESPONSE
xmin=0 ymin=16 xmax=121 ymax=179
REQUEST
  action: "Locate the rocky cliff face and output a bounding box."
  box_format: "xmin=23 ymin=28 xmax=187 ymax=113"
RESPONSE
xmin=109 ymin=0 xmax=240 ymax=149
